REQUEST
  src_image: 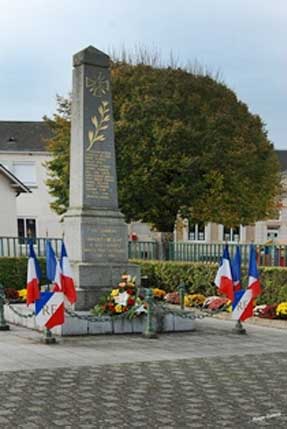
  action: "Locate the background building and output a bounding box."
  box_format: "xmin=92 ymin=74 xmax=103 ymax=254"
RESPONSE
xmin=0 ymin=163 xmax=30 ymax=236
xmin=0 ymin=121 xmax=62 ymax=239
xmin=174 ymin=150 xmax=287 ymax=244
xmin=0 ymin=120 xmax=286 ymax=244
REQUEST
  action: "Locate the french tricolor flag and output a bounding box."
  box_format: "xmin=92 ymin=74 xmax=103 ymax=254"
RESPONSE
xmin=45 ymin=240 xmax=62 ymax=292
xmin=26 ymin=241 xmax=41 ymax=304
xmin=232 ymin=289 xmax=254 ymax=321
xmin=247 ymin=244 xmax=261 ymax=298
xmin=60 ymin=242 xmax=77 ymax=304
xmin=231 ymin=245 xmax=261 ymax=322
xmin=215 ymin=245 xmax=234 ymax=302
xmin=231 ymin=245 xmax=242 ymax=292
xmin=35 ymin=292 xmax=64 ymax=329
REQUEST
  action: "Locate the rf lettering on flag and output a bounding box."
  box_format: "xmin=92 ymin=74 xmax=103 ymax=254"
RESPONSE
xmin=232 ymin=244 xmax=262 ymax=322
xmin=35 ymin=292 xmax=64 ymax=329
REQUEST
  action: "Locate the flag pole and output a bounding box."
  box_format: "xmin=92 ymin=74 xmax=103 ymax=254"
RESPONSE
xmin=43 ymin=232 xmax=56 ymax=344
xmin=232 ymin=239 xmax=247 ymax=334
xmin=232 ymin=319 xmax=246 ymax=334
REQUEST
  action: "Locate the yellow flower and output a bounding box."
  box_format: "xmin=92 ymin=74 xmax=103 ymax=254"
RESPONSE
xmin=152 ymin=288 xmax=166 ymax=298
xmin=115 ymin=304 xmax=123 ymax=313
xmin=111 ymin=289 xmax=119 ymax=297
xmin=184 ymin=294 xmax=206 ymax=307
xmin=18 ymin=289 xmax=27 ymax=300
xmin=226 ymin=304 xmax=233 ymax=313
xmin=184 ymin=295 xmax=192 ymax=306
xmin=127 ymin=282 xmax=135 ymax=288
xmin=276 ymin=302 xmax=287 ymax=316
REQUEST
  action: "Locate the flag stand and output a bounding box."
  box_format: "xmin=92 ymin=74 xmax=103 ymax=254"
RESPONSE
xmin=42 ymin=275 xmax=57 ymax=344
xmin=232 ymin=320 xmax=246 ymax=335
xmin=43 ymin=328 xmax=57 ymax=344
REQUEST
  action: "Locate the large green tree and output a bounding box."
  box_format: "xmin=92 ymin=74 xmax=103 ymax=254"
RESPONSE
xmin=45 ymin=62 xmax=281 ymax=232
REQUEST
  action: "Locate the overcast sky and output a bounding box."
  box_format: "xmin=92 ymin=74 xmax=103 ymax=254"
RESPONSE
xmin=0 ymin=0 xmax=286 ymax=149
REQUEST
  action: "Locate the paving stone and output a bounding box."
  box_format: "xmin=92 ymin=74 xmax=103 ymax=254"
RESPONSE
xmin=2 ymin=320 xmax=287 ymax=427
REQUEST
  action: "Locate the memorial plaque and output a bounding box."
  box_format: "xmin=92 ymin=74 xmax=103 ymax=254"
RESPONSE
xmin=64 ymin=46 xmax=140 ymax=310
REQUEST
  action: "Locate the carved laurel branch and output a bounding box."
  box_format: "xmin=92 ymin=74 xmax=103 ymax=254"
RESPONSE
xmin=87 ymin=101 xmax=110 ymax=151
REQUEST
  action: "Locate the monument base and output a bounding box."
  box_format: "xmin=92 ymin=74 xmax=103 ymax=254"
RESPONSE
xmin=71 ymin=262 xmax=141 ymax=310
xmin=4 ymin=304 xmax=196 ymax=336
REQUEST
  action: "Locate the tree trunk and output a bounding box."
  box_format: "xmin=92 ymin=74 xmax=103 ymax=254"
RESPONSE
xmin=157 ymin=232 xmax=173 ymax=260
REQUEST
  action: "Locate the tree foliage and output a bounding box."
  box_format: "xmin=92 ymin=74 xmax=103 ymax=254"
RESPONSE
xmin=45 ymin=61 xmax=282 ymax=231
xmin=44 ymin=96 xmax=70 ymax=215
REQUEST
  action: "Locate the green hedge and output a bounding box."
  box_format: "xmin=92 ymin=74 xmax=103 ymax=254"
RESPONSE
xmin=1 ymin=257 xmax=287 ymax=305
xmin=0 ymin=258 xmax=46 ymax=290
xmin=132 ymin=259 xmax=287 ymax=304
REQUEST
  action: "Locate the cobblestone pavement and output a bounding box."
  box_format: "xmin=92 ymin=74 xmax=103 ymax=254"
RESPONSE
xmin=1 ymin=319 xmax=287 ymax=428
xmin=0 ymin=353 xmax=287 ymax=428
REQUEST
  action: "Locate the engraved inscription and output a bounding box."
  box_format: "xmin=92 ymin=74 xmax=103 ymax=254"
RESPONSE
xmin=84 ymin=229 xmax=126 ymax=260
xmin=85 ymin=150 xmax=115 ymax=202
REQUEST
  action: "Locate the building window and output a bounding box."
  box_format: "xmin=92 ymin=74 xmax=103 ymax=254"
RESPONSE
xmin=267 ymin=227 xmax=279 ymax=241
xmin=189 ymin=222 xmax=205 ymax=241
xmin=13 ymin=162 xmax=36 ymax=186
xmin=223 ymin=226 xmax=240 ymax=242
xmin=17 ymin=218 xmax=37 ymax=243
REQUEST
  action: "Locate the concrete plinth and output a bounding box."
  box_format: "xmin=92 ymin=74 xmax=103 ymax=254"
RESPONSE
xmin=4 ymin=304 xmax=196 ymax=336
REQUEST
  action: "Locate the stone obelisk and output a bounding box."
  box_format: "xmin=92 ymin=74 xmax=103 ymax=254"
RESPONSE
xmin=64 ymin=46 xmax=140 ymax=310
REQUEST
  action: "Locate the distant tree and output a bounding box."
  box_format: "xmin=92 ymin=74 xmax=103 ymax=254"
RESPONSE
xmin=44 ymin=96 xmax=70 ymax=215
xmin=45 ymin=60 xmax=281 ymax=232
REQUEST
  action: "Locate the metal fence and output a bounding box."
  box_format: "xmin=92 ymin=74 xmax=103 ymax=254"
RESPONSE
xmin=130 ymin=241 xmax=287 ymax=267
xmin=1 ymin=237 xmax=287 ymax=267
xmin=128 ymin=241 xmax=158 ymax=260
xmin=0 ymin=237 xmax=62 ymax=258
xmin=168 ymin=242 xmax=287 ymax=266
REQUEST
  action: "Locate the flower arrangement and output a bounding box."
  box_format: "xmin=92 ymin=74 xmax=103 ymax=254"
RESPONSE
xmin=92 ymin=275 xmax=146 ymax=317
xmin=164 ymin=291 xmax=180 ymax=305
xmin=152 ymin=288 xmax=166 ymax=300
xmin=4 ymin=288 xmax=19 ymax=301
xmin=202 ymin=296 xmax=229 ymax=311
xmin=253 ymin=304 xmax=267 ymax=317
xmin=184 ymin=293 xmax=206 ymax=307
xmin=257 ymin=304 xmax=278 ymax=319
xmin=18 ymin=289 xmax=27 ymax=302
xmin=276 ymin=302 xmax=287 ymax=319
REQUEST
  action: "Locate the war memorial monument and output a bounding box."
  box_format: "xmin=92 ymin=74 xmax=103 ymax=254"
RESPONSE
xmin=64 ymin=46 xmax=140 ymax=310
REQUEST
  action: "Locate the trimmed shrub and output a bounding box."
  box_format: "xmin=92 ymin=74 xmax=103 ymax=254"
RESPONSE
xmin=132 ymin=260 xmax=287 ymax=305
xmin=133 ymin=260 xmax=218 ymax=295
xmin=0 ymin=258 xmax=46 ymax=291
xmin=1 ymin=257 xmax=287 ymax=306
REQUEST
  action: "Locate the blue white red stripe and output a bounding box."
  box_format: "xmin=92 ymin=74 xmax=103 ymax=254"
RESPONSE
xmin=232 ymin=289 xmax=254 ymax=321
xmin=231 ymin=245 xmax=241 ymax=292
xmin=35 ymin=292 xmax=64 ymax=329
xmin=214 ymin=245 xmax=234 ymax=301
xmin=247 ymin=244 xmax=261 ymax=298
xmin=60 ymin=242 xmax=77 ymax=304
xmin=26 ymin=241 xmax=41 ymax=304
xmin=45 ymin=240 xmax=62 ymax=291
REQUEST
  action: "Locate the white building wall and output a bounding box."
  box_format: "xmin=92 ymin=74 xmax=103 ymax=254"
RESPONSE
xmin=0 ymin=152 xmax=63 ymax=238
xmin=0 ymin=174 xmax=18 ymax=236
